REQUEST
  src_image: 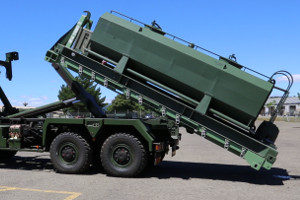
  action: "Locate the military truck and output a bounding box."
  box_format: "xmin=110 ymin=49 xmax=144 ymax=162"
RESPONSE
xmin=0 ymin=51 xmax=179 ymax=177
xmin=0 ymin=11 xmax=293 ymax=177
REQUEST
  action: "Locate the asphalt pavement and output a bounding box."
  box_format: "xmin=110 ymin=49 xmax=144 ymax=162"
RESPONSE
xmin=0 ymin=121 xmax=299 ymax=200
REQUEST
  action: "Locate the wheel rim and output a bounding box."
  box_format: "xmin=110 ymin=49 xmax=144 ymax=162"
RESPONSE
xmin=111 ymin=144 xmax=132 ymax=167
xmin=59 ymin=142 xmax=78 ymax=165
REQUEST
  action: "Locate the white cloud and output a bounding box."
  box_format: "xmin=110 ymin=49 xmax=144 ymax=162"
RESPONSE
xmin=277 ymin=74 xmax=300 ymax=83
xmin=11 ymin=96 xmax=51 ymax=107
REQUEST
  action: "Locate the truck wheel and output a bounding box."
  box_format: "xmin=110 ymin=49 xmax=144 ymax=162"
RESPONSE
xmin=100 ymin=133 xmax=148 ymax=177
xmin=50 ymin=132 xmax=92 ymax=174
xmin=0 ymin=150 xmax=17 ymax=160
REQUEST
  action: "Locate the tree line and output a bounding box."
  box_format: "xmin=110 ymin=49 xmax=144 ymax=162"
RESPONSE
xmin=58 ymin=76 xmax=152 ymax=116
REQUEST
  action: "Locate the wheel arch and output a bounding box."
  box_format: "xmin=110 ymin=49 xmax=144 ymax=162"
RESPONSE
xmin=97 ymin=119 xmax=154 ymax=152
xmin=43 ymin=119 xmax=94 ymax=151
xmin=43 ymin=119 xmax=154 ymax=152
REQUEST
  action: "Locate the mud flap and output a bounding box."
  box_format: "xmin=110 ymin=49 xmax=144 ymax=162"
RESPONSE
xmin=256 ymin=121 xmax=279 ymax=144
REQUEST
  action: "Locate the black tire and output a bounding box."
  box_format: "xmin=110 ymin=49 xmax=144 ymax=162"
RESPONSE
xmin=50 ymin=132 xmax=92 ymax=174
xmin=100 ymin=133 xmax=148 ymax=177
xmin=0 ymin=150 xmax=17 ymax=160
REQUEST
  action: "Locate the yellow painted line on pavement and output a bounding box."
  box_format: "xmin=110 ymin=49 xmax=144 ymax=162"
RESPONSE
xmin=0 ymin=187 xmax=17 ymax=192
xmin=0 ymin=186 xmax=81 ymax=200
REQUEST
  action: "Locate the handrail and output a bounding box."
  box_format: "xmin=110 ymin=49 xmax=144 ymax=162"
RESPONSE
xmin=110 ymin=10 xmax=272 ymax=81
xmin=269 ymin=70 xmax=293 ymax=123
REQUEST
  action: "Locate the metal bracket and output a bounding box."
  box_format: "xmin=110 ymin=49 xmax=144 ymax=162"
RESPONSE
xmin=161 ymin=107 xmax=166 ymax=117
xmin=60 ymin=57 xmax=65 ymax=66
xmin=229 ymin=53 xmax=237 ymax=62
xmin=175 ymin=114 xmax=181 ymax=125
xmin=104 ymin=78 xmax=108 ymax=87
xmin=78 ymin=65 xmax=83 ymax=75
xmin=240 ymin=147 xmax=247 ymax=158
xmin=224 ymin=139 xmax=230 ymax=150
xmin=91 ymin=71 xmax=96 ymax=81
xmin=138 ymin=95 xmax=143 ymax=105
xmin=125 ymin=89 xmax=130 ymax=99
xmin=200 ymin=128 xmax=206 ymax=138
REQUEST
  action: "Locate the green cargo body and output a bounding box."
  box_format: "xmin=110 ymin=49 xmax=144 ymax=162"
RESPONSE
xmin=45 ymin=11 xmax=292 ymax=172
xmin=89 ymin=12 xmax=274 ymax=127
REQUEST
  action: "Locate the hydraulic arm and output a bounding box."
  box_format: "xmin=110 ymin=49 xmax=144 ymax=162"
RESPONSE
xmin=0 ymin=52 xmax=19 ymax=116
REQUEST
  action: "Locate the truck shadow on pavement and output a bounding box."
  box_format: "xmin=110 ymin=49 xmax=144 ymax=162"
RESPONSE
xmin=143 ymin=161 xmax=300 ymax=185
xmin=0 ymin=155 xmax=53 ymax=171
xmin=1 ymin=155 xmax=299 ymax=185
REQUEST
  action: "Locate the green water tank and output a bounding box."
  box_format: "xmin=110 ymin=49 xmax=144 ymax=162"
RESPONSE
xmin=89 ymin=12 xmax=274 ymax=127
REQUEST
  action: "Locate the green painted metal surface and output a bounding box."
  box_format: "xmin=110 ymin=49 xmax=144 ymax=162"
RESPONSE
xmin=46 ymin=43 xmax=278 ymax=171
xmin=85 ymin=119 xmax=103 ymax=137
xmin=0 ymin=125 xmax=9 ymax=148
xmin=90 ymin=12 xmax=274 ymax=127
xmin=42 ymin=118 xmax=84 ymax=146
xmin=7 ymin=99 xmax=75 ymax=118
xmin=41 ymin=117 xmax=154 ymax=151
xmin=45 ymin=11 xmax=284 ymax=171
xmin=103 ymin=118 xmax=154 ymax=151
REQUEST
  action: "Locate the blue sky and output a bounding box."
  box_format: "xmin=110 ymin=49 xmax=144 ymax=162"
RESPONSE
xmin=1 ymin=0 xmax=299 ymax=107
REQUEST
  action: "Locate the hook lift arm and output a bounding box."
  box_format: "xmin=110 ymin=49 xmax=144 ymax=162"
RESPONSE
xmin=0 ymin=52 xmax=19 ymax=81
xmin=0 ymin=52 xmax=19 ymax=115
